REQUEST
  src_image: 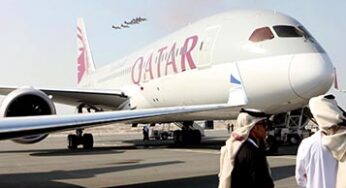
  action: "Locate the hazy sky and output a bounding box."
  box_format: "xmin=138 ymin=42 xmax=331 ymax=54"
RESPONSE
xmin=1 ymin=0 xmax=346 ymax=112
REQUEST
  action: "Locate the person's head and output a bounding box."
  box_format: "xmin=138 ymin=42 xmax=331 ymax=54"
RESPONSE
xmin=249 ymin=119 xmax=268 ymax=140
xmin=237 ymin=109 xmax=269 ymax=141
xmin=309 ymin=94 xmax=346 ymax=134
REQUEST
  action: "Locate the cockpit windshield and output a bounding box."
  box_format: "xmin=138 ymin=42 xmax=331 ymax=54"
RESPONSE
xmin=297 ymin=25 xmax=315 ymax=42
xmin=273 ymin=25 xmax=303 ymax=38
xmin=247 ymin=24 xmax=324 ymax=55
xmin=249 ymin=27 xmax=274 ymax=42
xmin=249 ymin=25 xmax=317 ymax=46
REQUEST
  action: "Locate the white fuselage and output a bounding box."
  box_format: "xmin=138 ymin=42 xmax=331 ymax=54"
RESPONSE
xmin=78 ymin=10 xmax=334 ymax=121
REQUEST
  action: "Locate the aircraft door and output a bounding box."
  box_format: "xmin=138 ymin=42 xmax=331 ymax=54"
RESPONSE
xmin=198 ymin=25 xmax=221 ymax=68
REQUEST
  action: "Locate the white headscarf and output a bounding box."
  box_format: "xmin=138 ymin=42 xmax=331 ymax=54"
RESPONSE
xmin=309 ymin=94 xmax=346 ymax=161
xmin=309 ymin=95 xmax=346 ymax=131
xmin=218 ymin=110 xmax=266 ymax=188
xmin=309 ymin=94 xmax=346 ymax=188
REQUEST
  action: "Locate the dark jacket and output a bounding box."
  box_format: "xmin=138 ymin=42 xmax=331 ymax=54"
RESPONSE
xmin=231 ymin=138 xmax=274 ymax=188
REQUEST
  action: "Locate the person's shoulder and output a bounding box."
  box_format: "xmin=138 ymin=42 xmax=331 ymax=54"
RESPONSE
xmin=301 ymin=131 xmax=321 ymax=144
xmin=298 ymin=134 xmax=313 ymax=151
xmin=237 ymin=141 xmax=256 ymax=160
xmin=239 ymin=140 xmax=259 ymax=155
xmin=298 ymin=131 xmax=322 ymax=152
xmin=243 ymin=139 xmax=257 ymax=148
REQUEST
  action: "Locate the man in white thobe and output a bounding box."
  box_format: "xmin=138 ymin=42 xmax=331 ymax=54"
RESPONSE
xmin=296 ymin=94 xmax=346 ymax=188
xmin=295 ymin=129 xmax=337 ymax=188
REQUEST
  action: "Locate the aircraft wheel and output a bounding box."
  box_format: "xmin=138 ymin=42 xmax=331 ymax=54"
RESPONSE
xmin=67 ymin=134 xmax=78 ymax=149
xmin=191 ymin=130 xmax=201 ymax=144
xmin=161 ymin=133 xmax=168 ymax=140
xmin=288 ymin=134 xmax=301 ymax=145
xmin=181 ymin=130 xmax=190 ymax=144
xmin=173 ymin=130 xmax=182 ymax=144
xmin=83 ymin=133 xmax=94 ymax=149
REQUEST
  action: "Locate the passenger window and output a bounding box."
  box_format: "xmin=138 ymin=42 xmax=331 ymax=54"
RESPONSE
xmin=249 ymin=27 xmax=274 ymax=42
xmin=273 ymin=25 xmax=303 ymax=38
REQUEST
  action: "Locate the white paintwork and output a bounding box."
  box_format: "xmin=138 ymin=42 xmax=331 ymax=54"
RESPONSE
xmin=0 ymin=10 xmax=335 ymax=139
xmin=289 ymin=53 xmax=334 ymax=99
xmin=76 ymin=10 xmax=334 ymax=118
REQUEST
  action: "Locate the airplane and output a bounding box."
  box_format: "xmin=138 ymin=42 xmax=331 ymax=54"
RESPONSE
xmin=112 ymin=25 xmax=122 ymax=30
xmin=124 ymin=21 xmax=133 ymax=25
xmin=133 ymin=17 xmax=147 ymax=24
xmin=124 ymin=17 xmax=147 ymax=25
xmin=125 ymin=20 xmax=138 ymax=25
xmin=121 ymin=24 xmax=130 ymax=28
xmin=0 ymin=10 xmax=334 ymax=150
xmin=135 ymin=16 xmax=147 ymax=22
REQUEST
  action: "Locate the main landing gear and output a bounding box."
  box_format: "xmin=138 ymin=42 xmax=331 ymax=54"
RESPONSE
xmin=67 ymin=129 xmax=94 ymax=149
xmin=66 ymin=103 xmax=101 ymax=150
xmin=173 ymin=121 xmax=202 ymax=145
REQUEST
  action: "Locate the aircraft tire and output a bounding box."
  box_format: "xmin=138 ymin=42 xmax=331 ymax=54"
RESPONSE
xmin=181 ymin=130 xmax=190 ymax=144
xmin=67 ymin=134 xmax=78 ymax=149
xmin=82 ymin=134 xmax=94 ymax=149
xmin=191 ymin=130 xmax=201 ymax=144
xmin=173 ymin=130 xmax=182 ymax=145
xmin=288 ymin=134 xmax=301 ymax=145
xmin=161 ymin=133 xmax=168 ymax=140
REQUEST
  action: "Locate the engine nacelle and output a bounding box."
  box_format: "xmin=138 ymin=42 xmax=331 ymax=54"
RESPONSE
xmin=0 ymin=87 xmax=56 ymax=144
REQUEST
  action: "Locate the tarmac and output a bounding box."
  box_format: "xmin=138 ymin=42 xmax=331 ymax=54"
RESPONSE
xmin=0 ymin=130 xmax=298 ymax=188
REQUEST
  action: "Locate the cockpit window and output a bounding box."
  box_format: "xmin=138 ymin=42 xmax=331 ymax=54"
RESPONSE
xmin=273 ymin=25 xmax=304 ymax=38
xmin=249 ymin=27 xmax=274 ymax=42
xmin=297 ymin=26 xmax=315 ymax=42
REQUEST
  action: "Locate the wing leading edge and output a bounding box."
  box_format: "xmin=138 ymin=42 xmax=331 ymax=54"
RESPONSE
xmin=0 ymin=103 xmax=243 ymax=140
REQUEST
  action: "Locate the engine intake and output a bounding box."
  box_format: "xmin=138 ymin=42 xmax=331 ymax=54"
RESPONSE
xmin=0 ymin=87 xmax=56 ymax=144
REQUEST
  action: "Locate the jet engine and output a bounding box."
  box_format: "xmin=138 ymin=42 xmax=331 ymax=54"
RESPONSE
xmin=0 ymin=87 xmax=56 ymax=144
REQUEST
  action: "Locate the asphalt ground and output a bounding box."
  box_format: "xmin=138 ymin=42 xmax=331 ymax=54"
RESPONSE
xmin=0 ymin=130 xmax=298 ymax=188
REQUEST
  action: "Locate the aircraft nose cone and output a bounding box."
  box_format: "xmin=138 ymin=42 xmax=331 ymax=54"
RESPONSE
xmin=289 ymin=53 xmax=334 ymax=100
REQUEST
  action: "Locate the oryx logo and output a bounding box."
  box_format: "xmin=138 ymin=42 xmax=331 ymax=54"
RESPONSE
xmin=77 ymin=26 xmax=87 ymax=84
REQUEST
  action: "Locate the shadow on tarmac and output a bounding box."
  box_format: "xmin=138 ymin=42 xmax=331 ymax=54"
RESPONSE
xmin=0 ymin=161 xmax=183 ymax=188
xmin=0 ymin=163 xmax=294 ymax=188
xmin=0 ymin=138 xmax=298 ymax=157
xmin=0 ymin=137 xmax=225 ymax=157
xmin=0 ymin=138 xmax=297 ymax=187
xmin=271 ymin=165 xmax=296 ymax=181
xmin=112 ymin=174 xmax=218 ymax=188
xmin=107 ymin=165 xmax=296 ymax=188
xmin=124 ymin=137 xmax=226 ymax=150
xmin=0 ymin=147 xmax=127 ymax=156
xmin=29 ymin=147 xmax=129 ymax=157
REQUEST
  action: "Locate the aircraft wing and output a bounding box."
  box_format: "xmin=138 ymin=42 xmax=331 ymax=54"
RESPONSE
xmin=0 ymin=86 xmax=129 ymax=110
xmin=0 ymin=103 xmax=243 ymax=140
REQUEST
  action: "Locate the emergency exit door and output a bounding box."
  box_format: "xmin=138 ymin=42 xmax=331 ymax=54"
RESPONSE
xmin=198 ymin=25 xmax=221 ymax=67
